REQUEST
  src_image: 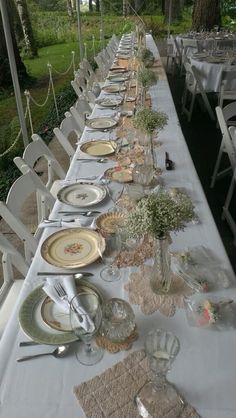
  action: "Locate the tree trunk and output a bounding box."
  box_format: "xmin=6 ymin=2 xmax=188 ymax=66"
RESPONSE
xmin=14 ymin=0 xmax=37 ymax=57
xmin=0 ymin=0 xmax=28 ymax=87
xmin=66 ymin=0 xmax=74 ymax=18
xmin=89 ymin=0 xmax=93 ymax=12
xmin=192 ymin=0 xmax=221 ymax=31
xmin=164 ymin=0 xmax=182 ymax=22
xmin=96 ymin=0 xmax=100 ymax=12
xmin=135 ymin=0 xmax=142 ymax=12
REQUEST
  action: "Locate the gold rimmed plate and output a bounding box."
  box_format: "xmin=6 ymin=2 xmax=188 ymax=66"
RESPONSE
xmin=19 ymin=279 xmax=103 ymax=344
xmin=41 ymin=281 xmax=103 ymax=332
xmin=86 ymin=117 xmax=117 ymax=130
xmin=41 ymin=228 xmax=105 ymax=269
xmin=80 ymin=140 xmax=117 ymax=157
xmin=97 ymin=98 xmax=123 ymax=107
xmin=102 ymin=84 xmax=127 ymax=94
xmin=96 ymin=212 xmax=126 ymax=234
xmin=57 ymin=182 xmax=107 ymax=207
xmin=104 ymin=166 xmax=133 ymax=183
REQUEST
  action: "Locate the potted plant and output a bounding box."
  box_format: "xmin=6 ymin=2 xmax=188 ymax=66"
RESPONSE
xmin=134 ymin=108 xmax=168 ymax=135
xmin=138 ymin=48 xmax=155 ymax=67
xmin=126 ymin=190 xmax=195 ymax=294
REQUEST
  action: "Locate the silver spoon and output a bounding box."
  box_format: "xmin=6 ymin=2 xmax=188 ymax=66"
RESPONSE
xmin=17 ymin=345 xmax=69 ymax=362
xmin=77 ymin=158 xmax=108 ymax=163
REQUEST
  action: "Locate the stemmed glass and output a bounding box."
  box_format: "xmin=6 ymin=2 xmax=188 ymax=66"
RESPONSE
xmin=70 ymin=291 xmax=104 ymax=366
xmin=99 ymin=232 xmax=122 ymax=282
xmin=134 ymin=329 xmax=184 ymax=416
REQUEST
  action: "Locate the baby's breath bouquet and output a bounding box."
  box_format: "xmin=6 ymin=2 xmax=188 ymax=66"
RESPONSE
xmin=137 ymin=48 xmax=155 ymax=67
xmin=137 ymin=68 xmax=158 ymax=89
xmin=126 ymin=190 xmax=195 ymax=239
xmin=134 ymin=108 xmax=168 ymax=134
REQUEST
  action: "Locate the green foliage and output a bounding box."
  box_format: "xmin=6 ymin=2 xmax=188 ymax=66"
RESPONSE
xmin=0 ymin=164 xmax=19 ymax=201
xmin=137 ymin=68 xmax=158 ymax=88
xmin=38 ymin=84 xmax=77 ymax=144
xmin=0 ymin=117 xmax=24 ymax=170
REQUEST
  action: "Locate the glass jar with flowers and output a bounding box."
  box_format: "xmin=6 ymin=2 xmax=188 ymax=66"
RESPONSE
xmin=133 ymin=109 xmax=168 ymax=185
xmin=125 ymin=190 xmax=195 ymax=294
xmin=137 ymin=47 xmax=155 ymax=67
xmin=136 ymin=69 xmax=158 ymax=107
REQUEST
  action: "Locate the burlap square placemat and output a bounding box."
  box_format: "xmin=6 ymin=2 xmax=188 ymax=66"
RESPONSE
xmin=74 ymin=350 xmax=200 ymax=418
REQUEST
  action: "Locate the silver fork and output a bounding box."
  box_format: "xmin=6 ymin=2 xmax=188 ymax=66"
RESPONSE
xmin=54 ymin=283 xmax=83 ymax=322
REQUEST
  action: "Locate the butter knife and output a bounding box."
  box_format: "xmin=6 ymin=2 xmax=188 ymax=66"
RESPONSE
xmin=37 ymin=272 xmax=93 ymax=277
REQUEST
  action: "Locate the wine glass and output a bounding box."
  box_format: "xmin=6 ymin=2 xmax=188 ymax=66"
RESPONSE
xmin=134 ymin=329 xmax=184 ymax=417
xmin=99 ymin=232 xmax=122 ymax=282
xmin=70 ymin=291 xmax=104 ymax=366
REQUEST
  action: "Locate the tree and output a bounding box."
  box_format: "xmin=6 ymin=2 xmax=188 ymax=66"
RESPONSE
xmin=0 ymin=0 xmax=28 ymax=88
xmin=164 ymin=0 xmax=182 ymax=22
xmin=15 ymin=0 xmax=37 ymax=57
xmin=89 ymin=0 xmax=93 ymax=12
xmin=192 ymin=0 xmax=221 ymax=30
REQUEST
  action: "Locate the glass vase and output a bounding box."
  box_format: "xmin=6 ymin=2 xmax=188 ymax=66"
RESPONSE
xmin=150 ymin=236 xmax=173 ymax=294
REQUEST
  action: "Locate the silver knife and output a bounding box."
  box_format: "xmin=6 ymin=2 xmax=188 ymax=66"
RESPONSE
xmin=57 ymin=211 xmax=101 ymax=215
xmin=37 ymin=272 xmax=94 ymax=277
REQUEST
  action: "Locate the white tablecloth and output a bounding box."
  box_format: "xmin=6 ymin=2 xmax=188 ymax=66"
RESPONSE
xmin=0 ymin=35 xmax=235 ymax=418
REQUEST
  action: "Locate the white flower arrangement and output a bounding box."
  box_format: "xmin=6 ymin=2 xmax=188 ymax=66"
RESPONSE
xmin=137 ymin=68 xmax=158 ymax=88
xmin=126 ymin=189 xmax=195 ymax=239
xmin=134 ymin=108 xmax=168 ymax=134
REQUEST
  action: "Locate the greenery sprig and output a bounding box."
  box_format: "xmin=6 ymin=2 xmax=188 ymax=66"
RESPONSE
xmin=134 ymin=108 xmax=168 ymax=134
xmin=137 ymin=68 xmax=158 ymax=88
xmin=126 ymin=190 xmax=195 ymax=239
xmin=137 ymin=48 xmax=155 ymax=67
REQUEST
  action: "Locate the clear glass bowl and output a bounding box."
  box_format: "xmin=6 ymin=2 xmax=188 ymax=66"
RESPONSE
xmin=101 ymin=298 xmax=136 ymax=343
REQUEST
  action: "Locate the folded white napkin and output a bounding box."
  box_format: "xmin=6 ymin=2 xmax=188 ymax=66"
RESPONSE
xmin=42 ymin=275 xmax=95 ymax=332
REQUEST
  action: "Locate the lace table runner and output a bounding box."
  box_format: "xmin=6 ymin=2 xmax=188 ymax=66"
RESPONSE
xmin=74 ymin=350 xmax=200 ymax=418
xmin=124 ymin=264 xmax=193 ymax=316
xmin=115 ymin=235 xmax=154 ymax=268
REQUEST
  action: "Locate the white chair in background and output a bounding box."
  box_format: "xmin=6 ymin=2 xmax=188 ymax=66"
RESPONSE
xmin=166 ymin=37 xmax=177 ymax=75
xmin=71 ymin=72 xmax=96 ymax=105
xmin=180 ymin=38 xmax=198 ymax=75
xmin=222 ymin=166 xmax=236 ymax=245
xmin=211 ymin=104 xmax=236 ymax=188
xmin=13 ymin=134 xmax=66 ymax=192
xmin=182 ymin=62 xmax=215 ymax=122
xmin=53 ymin=112 xmax=81 ymax=160
xmin=0 ymin=232 xmax=29 ymax=337
xmin=218 ymin=68 xmax=236 ymax=108
xmin=0 ymin=169 xmax=55 ymax=263
xmin=172 ymin=36 xmax=182 ymax=73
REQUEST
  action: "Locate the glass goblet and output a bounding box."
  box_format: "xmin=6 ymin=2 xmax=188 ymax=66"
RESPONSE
xmin=99 ymin=232 xmax=122 ymax=282
xmin=70 ymin=291 xmax=104 ymax=366
xmin=134 ymin=329 xmax=183 ymax=417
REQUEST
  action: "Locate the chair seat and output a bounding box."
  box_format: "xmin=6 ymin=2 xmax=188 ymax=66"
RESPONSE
xmin=0 ymin=279 xmax=24 ymax=338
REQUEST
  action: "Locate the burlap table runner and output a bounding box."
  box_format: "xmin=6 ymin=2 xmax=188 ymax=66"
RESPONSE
xmin=124 ymin=264 xmax=193 ymax=317
xmin=74 ymin=350 xmax=200 ymax=418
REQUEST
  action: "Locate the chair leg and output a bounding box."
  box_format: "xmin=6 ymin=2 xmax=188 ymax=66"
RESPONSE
xmin=210 ymin=142 xmax=224 ymax=188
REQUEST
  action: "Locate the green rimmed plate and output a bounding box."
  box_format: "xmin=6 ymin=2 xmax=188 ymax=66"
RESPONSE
xmin=19 ymin=279 xmax=103 ymax=345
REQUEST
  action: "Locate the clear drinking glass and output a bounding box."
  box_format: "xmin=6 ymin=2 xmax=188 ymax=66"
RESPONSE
xmin=70 ymin=291 xmax=104 ymax=366
xmin=101 ymin=298 xmax=136 ymax=343
xmin=134 ymin=329 xmax=184 ymax=417
xmin=99 ymin=233 xmax=122 ymax=282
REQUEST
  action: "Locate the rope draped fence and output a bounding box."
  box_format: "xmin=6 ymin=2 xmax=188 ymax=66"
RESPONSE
xmin=0 ymin=17 xmax=131 ymax=159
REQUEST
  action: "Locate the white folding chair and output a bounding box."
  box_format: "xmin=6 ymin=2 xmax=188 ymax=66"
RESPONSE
xmin=222 ymin=166 xmax=236 ymax=245
xmin=0 ymin=169 xmax=55 ymax=263
xmin=211 ymin=104 xmax=236 ymax=188
xmin=180 ymin=38 xmax=198 ymax=76
xmin=13 ymin=134 xmax=66 ymax=192
xmin=71 ymin=72 xmax=96 ymax=105
xmin=166 ymin=38 xmax=176 ymax=75
xmin=172 ymin=36 xmax=182 ymax=73
xmin=218 ymin=68 xmax=236 ymax=108
xmin=0 ymin=232 xmax=29 ymax=337
xmin=182 ymin=62 xmax=215 ymax=122
xmin=53 ymin=113 xmax=81 ymax=160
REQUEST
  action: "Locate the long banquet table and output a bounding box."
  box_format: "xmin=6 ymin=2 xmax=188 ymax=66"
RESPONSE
xmin=0 ymin=35 xmax=236 ymax=418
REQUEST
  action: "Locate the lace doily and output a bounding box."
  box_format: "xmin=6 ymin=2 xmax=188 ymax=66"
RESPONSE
xmin=74 ymin=349 xmax=200 ymax=418
xmin=124 ymin=264 xmax=193 ymax=317
xmin=96 ymin=327 xmax=138 ymax=353
xmin=114 ymin=235 xmax=154 ymax=268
